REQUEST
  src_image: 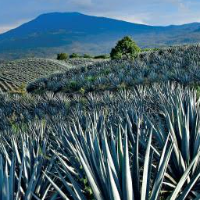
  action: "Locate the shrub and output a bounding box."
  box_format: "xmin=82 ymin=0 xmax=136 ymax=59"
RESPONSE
xmin=94 ymin=54 xmax=110 ymax=59
xmin=141 ymin=48 xmax=160 ymax=52
xmin=110 ymin=36 xmax=140 ymax=60
xmin=83 ymin=54 xmax=93 ymax=59
xmin=69 ymin=80 xmax=80 ymax=91
xmin=57 ymin=53 xmax=68 ymax=60
xmin=85 ymin=76 xmax=96 ymax=83
xmin=69 ymin=53 xmax=80 ymax=58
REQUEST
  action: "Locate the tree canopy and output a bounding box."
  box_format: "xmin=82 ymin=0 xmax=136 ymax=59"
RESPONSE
xmin=110 ymin=36 xmax=140 ymax=60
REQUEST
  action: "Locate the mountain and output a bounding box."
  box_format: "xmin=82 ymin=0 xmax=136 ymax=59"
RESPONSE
xmin=1 ymin=12 xmax=200 ymax=60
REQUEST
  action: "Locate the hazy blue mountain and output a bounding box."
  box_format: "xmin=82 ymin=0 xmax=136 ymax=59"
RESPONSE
xmin=1 ymin=12 xmax=200 ymax=60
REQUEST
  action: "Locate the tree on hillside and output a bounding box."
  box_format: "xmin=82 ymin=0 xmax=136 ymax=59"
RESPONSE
xmin=110 ymin=36 xmax=140 ymax=60
xmin=69 ymin=53 xmax=80 ymax=58
xmin=83 ymin=54 xmax=93 ymax=58
xmin=57 ymin=53 xmax=69 ymax=60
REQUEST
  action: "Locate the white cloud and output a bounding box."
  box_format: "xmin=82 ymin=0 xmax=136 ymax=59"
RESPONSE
xmin=0 ymin=26 xmax=13 ymax=34
xmin=0 ymin=20 xmax=29 ymax=34
xmin=68 ymin=0 xmax=93 ymax=7
xmin=104 ymin=13 xmax=151 ymax=25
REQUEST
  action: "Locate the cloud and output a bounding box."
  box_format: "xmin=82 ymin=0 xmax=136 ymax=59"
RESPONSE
xmin=103 ymin=12 xmax=151 ymax=25
xmin=0 ymin=26 xmax=14 ymax=34
xmin=68 ymin=0 xmax=93 ymax=7
xmin=0 ymin=20 xmax=29 ymax=34
xmin=163 ymin=0 xmax=189 ymax=12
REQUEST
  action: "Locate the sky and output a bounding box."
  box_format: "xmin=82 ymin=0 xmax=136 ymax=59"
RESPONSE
xmin=1 ymin=0 xmax=200 ymax=33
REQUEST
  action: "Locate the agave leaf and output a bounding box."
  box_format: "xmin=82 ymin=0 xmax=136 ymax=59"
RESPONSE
xmin=193 ymin=193 xmax=200 ymax=200
xmin=23 ymin=145 xmax=29 ymax=188
xmin=117 ymin=127 xmax=124 ymax=174
xmin=12 ymin=138 xmax=22 ymax=164
xmin=141 ymin=131 xmax=152 ymax=200
xmin=110 ymin=128 xmax=120 ymax=176
xmin=36 ymin=156 xmax=56 ymax=196
xmin=93 ymin=133 xmax=107 ymax=186
xmin=0 ymin=155 xmax=3 ymax=198
xmin=32 ymin=193 xmax=42 ymax=200
xmin=24 ymin=160 xmax=40 ymax=200
xmin=102 ymin=129 xmax=121 ymax=196
xmin=170 ymin=150 xmax=200 ymax=200
xmin=108 ymin=163 xmax=121 ymax=200
xmin=44 ymin=173 xmax=70 ymax=200
xmin=132 ymin=119 xmax=140 ymax=200
xmin=56 ymin=168 xmax=81 ymax=200
xmin=49 ymin=191 xmax=59 ymax=200
xmin=150 ymin=136 xmax=173 ymax=200
xmin=122 ymin=129 xmax=134 ymax=200
xmin=56 ymin=155 xmax=87 ymax=200
xmin=176 ymin=170 xmax=200 ymax=200
xmin=9 ymin=155 xmax=15 ymax=200
xmin=181 ymin=108 xmax=190 ymax=165
xmin=167 ymin=113 xmax=184 ymax=171
xmin=16 ymin=155 xmax=25 ymax=199
xmin=41 ymin=183 xmax=53 ymax=200
xmin=2 ymin=160 xmax=9 ymax=200
xmin=78 ymin=152 xmax=104 ymax=200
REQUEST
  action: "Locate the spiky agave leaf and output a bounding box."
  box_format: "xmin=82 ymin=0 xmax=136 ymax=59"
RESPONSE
xmin=152 ymin=88 xmax=200 ymax=198
xmin=47 ymin=113 xmax=175 ymax=200
xmin=0 ymin=127 xmax=55 ymax=200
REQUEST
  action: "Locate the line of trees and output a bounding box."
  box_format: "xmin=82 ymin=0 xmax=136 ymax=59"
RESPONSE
xmin=57 ymin=53 xmax=110 ymax=60
xmin=57 ymin=36 xmax=141 ymax=60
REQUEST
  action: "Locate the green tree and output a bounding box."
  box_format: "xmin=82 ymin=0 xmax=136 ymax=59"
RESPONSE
xmin=57 ymin=53 xmax=68 ymax=60
xmin=94 ymin=54 xmax=110 ymax=59
xmin=83 ymin=54 xmax=93 ymax=58
xmin=69 ymin=53 xmax=80 ymax=59
xmin=110 ymin=36 xmax=140 ymax=60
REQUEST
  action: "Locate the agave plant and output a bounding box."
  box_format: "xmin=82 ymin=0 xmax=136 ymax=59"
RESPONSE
xmin=0 ymin=82 xmax=200 ymax=200
xmin=26 ymin=44 xmax=200 ymax=95
xmin=0 ymin=124 xmax=55 ymax=200
xmin=149 ymin=88 xmax=200 ymax=198
xmin=44 ymin=112 xmax=175 ymax=200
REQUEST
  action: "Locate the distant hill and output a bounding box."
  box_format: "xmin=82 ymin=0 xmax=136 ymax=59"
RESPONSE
xmin=1 ymin=12 xmax=200 ymax=60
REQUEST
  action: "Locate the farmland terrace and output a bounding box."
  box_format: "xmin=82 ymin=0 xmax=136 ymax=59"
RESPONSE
xmin=0 ymin=58 xmax=103 ymax=92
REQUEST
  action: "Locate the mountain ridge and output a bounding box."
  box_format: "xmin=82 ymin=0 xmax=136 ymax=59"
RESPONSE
xmin=1 ymin=12 xmax=200 ymax=60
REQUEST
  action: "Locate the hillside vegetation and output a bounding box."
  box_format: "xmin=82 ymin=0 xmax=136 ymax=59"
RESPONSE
xmin=1 ymin=84 xmax=200 ymax=199
xmin=27 ymin=44 xmax=200 ymax=94
xmin=1 ymin=44 xmax=200 ymax=199
xmin=0 ymin=58 xmax=103 ymax=93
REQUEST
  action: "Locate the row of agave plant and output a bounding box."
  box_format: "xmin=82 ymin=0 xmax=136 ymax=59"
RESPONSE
xmin=0 ymin=92 xmax=72 ymax=131
xmin=0 ymin=57 xmax=101 ymax=89
xmin=27 ymin=44 xmax=200 ymax=94
xmin=1 ymin=84 xmax=200 ymax=199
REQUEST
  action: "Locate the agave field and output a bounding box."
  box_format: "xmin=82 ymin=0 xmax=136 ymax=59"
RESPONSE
xmin=0 ymin=58 xmax=102 ymax=93
xmin=0 ymin=83 xmax=200 ymax=199
xmin=27 ymin=44 xmax=200 ymax=94
xmin=1 ymin=44 xmax=200 ymax=199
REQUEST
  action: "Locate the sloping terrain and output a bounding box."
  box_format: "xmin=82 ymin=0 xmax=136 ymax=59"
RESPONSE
xmin=1 ymin=12 xmax=200 ymax=59
xmin=27 ymin=44 xmax=200 ymax=94
xmin=1 ymin=44 xmax=200 ymax=199
xmin=0 ymin=58 xmax=101 ymax=92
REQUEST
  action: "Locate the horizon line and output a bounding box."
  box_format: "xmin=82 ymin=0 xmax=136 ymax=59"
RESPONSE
xmin=0 ymin=11 xmax=200 ymax=34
